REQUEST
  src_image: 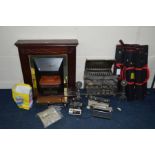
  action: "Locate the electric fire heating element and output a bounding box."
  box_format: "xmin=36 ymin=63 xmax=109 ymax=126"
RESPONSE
xmin=84 ymin=60 xmax=118 ymax=96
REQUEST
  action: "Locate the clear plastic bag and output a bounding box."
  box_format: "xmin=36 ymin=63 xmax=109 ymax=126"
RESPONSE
xmin=37 ymin=106 xmax=63 ymax=128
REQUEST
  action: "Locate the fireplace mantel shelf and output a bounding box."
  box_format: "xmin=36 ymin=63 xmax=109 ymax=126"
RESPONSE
xmin=15 ymin=39 xmax=78 ymax=47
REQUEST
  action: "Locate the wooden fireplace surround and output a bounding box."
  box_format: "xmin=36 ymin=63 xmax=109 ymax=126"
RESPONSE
xmin=15 ymin=39 xmax=78 ymax=96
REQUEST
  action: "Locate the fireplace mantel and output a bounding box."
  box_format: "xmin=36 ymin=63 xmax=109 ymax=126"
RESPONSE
xmin=15 ymin=39 xmax=78 ymax=92
xmin=15 ymin=39 xmax=78 ymax=47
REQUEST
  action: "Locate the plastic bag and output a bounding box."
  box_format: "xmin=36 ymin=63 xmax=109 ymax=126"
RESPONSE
xmin=37 ymin=106 xmax=62 ymax=128
xmin=12 ymin=83 xmax=33 ymax=110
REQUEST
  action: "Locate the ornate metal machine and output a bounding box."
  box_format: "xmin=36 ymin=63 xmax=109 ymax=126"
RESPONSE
xmin=84 ymin=60 xmax=118 ymax=96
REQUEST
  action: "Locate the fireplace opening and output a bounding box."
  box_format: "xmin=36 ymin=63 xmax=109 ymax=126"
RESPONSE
xmin=29 ymin=54 xmax=68 ymax=103
xmin=34 ymin=57 xmax=64 ymax=95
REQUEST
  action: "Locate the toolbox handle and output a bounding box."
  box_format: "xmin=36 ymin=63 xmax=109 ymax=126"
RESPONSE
xmin=119 ymin=40 xmax=125 ymax=46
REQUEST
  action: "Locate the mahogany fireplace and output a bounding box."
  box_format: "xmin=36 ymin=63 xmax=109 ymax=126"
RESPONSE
xmin=15 ymin=39 xmax=78 ymax=104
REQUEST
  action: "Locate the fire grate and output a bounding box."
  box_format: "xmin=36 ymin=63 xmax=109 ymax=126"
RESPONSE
xmin=84 ymin=60 xmax=118 ymax=96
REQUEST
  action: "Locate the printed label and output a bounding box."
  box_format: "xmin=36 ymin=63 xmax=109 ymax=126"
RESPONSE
xmin=130 ymin=72 xmax=135 ymax=79
xmin=116 ymin=69 xmax=121 ymax=75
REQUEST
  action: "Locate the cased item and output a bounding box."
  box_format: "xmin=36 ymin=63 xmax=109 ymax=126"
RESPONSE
xmin=115 ymin=41 xmax=149 ymax=101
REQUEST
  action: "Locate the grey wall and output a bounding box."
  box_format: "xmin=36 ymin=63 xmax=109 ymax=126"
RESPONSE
xmin=0 ymin=26 xmax=155 ymax=88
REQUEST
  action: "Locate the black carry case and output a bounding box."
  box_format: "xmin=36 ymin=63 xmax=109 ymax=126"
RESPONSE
xmin=114 ymin=40 xmax=149 ymax=101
